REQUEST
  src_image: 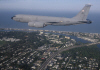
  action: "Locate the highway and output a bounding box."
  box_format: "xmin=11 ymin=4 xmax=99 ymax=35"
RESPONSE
xmin=38 ymin=42 xmax=100 ymax=70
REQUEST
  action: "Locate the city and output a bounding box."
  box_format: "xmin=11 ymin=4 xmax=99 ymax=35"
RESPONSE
xmin=0 ymin=28 xmax=100 ymax=70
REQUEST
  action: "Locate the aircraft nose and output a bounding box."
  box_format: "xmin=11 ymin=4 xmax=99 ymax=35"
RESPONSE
xmin=11 ymin=17 xmax=13 ymax=19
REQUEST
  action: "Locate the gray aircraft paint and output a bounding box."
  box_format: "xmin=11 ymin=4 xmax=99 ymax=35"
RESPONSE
xmin=11 ymin=4 xmax=92 ymax=28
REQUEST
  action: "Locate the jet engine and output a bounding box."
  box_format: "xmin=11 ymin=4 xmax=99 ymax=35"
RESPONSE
xmin=86 ymin=19 xmax=92 ymax=24
xmin=28 ymin=22 xmax=46 ymax=28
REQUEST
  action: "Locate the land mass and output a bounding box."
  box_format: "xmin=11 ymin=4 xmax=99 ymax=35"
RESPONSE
xmin=0 ymin=28 xmax=100 ymax=70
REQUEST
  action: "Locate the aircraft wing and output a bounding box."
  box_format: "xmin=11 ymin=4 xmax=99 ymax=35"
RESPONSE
xmin=28 ymin=22 xmax=47 ymax=28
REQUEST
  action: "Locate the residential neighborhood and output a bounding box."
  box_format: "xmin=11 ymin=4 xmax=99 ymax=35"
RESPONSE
xmin=0 ymin=28 xmax=100 ymax=70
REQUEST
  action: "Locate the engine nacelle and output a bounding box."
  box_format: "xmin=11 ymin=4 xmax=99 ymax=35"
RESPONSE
xmin=28 ymin=22 xmax=45 ymax=28
xmin=86 ymin=19 xmax=92 ymax=24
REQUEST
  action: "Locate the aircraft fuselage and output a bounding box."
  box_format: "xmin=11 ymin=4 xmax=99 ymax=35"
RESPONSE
xmin=11 ymin=4 xmax=92 ymax=28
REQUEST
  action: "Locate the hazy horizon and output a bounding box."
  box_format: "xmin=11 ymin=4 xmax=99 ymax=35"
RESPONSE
xmin=0 ymin=0 xmax=100 ymax=33
xmin=0 ymin=10 xmax=100 ymax=33
xmin=0 ymin=0 xmax=100 ymax=13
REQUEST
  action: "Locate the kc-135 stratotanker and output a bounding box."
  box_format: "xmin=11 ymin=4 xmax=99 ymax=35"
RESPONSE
xmin=11 ymin=4 xmax=92 ymax=28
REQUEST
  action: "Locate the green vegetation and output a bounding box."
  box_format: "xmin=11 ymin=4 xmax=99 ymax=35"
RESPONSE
xmin=0 ymin=31 xmax=100 ymax=69
xmin=62 ymin=45 xmax=100 ymax=68
xmin=0 ymin=41 xmax=7 ymax=46
xmin=69 ymin=45 xmax=100 ymax=59
xmin=0 ymin=31 xmax=51 ymax=69
xmin=0 ymin=31 xmax=50 ymax=49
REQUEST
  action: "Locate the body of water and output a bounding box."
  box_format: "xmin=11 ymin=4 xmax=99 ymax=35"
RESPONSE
xmin=0 ymin=10 xmax=100 ymax=33
xmin=0 ymin=10 xmax=100 ymax=48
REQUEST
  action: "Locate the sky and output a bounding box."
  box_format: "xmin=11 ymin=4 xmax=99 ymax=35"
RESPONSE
xmin=0 ymin=0 xmax=100 ymax=33
xmin=0 ymin=0 xmax=100 ymax=13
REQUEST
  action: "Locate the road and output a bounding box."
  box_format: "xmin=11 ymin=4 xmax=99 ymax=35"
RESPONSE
xmin=65 ymin=57 xmax=72 ymax=68
xmin=38 ymin=42 xmax=100 ymax=70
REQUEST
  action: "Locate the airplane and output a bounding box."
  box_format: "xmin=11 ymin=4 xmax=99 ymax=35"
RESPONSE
xmin=11 ymin=4 xmax=92 ymax=28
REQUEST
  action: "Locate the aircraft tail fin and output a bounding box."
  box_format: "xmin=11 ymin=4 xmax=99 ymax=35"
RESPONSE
xmin=73 ymin=4 xmax=92 ymax=21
